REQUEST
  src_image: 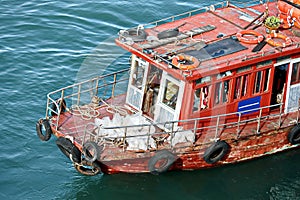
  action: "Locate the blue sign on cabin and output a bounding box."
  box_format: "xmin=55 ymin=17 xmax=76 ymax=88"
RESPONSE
xmin=238 ymin=96 xmax=261 ymax=115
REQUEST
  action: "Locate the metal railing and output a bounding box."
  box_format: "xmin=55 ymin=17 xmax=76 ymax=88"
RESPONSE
xmin=45 ymin=68 xmax=130 ymax=130
xmin=127 ymin=0 xmax=271 ymax=30
xmin=83 ymin=102 xmax=299 ymax=151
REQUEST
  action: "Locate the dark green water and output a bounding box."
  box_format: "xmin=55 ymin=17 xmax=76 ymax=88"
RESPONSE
xmin=1 ymin=0 xmax=300 ymax=199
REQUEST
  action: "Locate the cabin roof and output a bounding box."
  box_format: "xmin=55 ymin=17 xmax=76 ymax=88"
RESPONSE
xmin=116 ymin=1 xmax=300 ymax=81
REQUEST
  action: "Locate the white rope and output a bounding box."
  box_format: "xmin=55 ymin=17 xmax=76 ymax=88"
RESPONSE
xmin=70 ymin=96 xmax=128 ymax=120
xmin=98 ymin=98 xmax=128 ymax=116
xmin=70 ymin=105 xmax=100 ymax=120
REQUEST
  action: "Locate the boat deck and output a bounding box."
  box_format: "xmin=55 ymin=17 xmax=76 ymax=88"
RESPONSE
xmin=116 ymin=1 xmax=300 ymax=80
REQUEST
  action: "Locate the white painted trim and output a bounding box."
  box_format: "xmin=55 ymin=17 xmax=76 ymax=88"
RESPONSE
xmin=286 ymin=57 xmax=300 ymax=113
xmin=125 ymin=55 xmax=149 ymax=110
xmin=154 ymin=71 xmax=185 ymax=130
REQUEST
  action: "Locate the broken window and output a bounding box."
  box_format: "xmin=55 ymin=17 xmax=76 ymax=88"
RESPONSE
xmin=214 ymin=80 xmax=229 ymax=105
xmin=131 ymin=60 xmax=145 ymax=89
xmin=193 ymin=86 xmax=210 ymax=111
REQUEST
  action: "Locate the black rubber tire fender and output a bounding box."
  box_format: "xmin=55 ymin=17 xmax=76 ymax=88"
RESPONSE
xmin=148 ymin=150 xmax=177 ymax=175
xmin=50 ymin=98 xmax=66 ymax=116
xmin=74 ymin=159 xmax=102 ymax=176
xmin=121 ymin=28 xmax=147 ymax=42
xmin=83 ymin=141 xmax=101 ymax=163
xmin=56 ymin=137 xmax=81 ymax=163
xmin=203 ymin=140 xmax=230 ymax=164
xmin=288 ymin=124 xmax=300 ymax=145
xmin=36 ymin=118 xmax=52 ymax=141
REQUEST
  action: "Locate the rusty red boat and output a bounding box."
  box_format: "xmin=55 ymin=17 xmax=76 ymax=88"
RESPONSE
xmin=37 ymin=0 xmax=300 ymax=175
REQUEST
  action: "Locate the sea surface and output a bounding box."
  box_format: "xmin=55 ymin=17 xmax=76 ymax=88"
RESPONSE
xmin=1 ymin=0 xmax=300 ymax=199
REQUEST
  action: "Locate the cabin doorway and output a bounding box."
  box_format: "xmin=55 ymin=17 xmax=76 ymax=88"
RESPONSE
xmin=271 ymin=63 xmax=288 ymax=107
xmin=142 ymin=65 xmax=162 ymax=119
xmin=126 ymin=55 xmax=149 ymax=110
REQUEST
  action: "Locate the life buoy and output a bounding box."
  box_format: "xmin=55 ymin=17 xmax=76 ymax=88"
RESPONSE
xmin=288 ymin=124 xmax=300 ymax=144
xmin=266 ymin=32 xmax=293 ymax=47
xmin=36 ymin=118 xmax=52 ymax=141
xmin=83 ymin=141 xmax=101 ymax=163
xmin=74 ymin=159 xmax=102 ymax=176
xmin=56 ymin=137 xmax=81 ymax=164
xmin=203 ymin=140 xmax=230 ymax=164
xmin=279 ymin=12 xmax=292 ymax=29
xmin=50 ymin=98 xmax=67 ymax=116
xmin=148 ymin=150 xmax=177 ymax=175
xmin=236 ymin=30 xmax=264 ymax=44
xmin=278 ymin=0 xmax=300 ymax=28
xmin=172 ymin=54 xmax=200 ymax=70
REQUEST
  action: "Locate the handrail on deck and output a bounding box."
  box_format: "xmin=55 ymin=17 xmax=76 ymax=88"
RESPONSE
xmin=128 ymin=0 xmax=271 ymax=30
xmin=45 ymin=68 xmax=130 ymax=130
xmin=86 ymin=102 xmax=298 ymax=152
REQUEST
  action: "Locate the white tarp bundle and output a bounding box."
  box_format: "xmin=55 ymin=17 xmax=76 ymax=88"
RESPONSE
xmin=168 ymin=129 xmax=195 ymax=147
xmin=94 ymin=113 xmax=195 ymax=150
xmin=95 ymin=113 xmax=156 ymax=151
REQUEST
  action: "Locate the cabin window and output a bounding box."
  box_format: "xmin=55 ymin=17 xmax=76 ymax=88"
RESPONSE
xmin=214 ymin=80 xmax=229 ymax=105
xmin=196 ymin=76 xmax=211 ymax=85
xmin=263 ymin=69 xmax=270 ymax=91
xmin=237 ymin=66 xmax=251 ymax=73
xmin=254 ymin=71 xmax=262 ymax=93
xmin=291 ymin=62 xmax=300 ymax=85
xmin=162 ymin=80 xmax=179 ymax=109
xmin=217 ymin=71 xmax=232 ymax=79
xmin=257 ymin=60 xmax=272 ymax=68
xmin=234 ymin=74 xmax=249 ymax=99
xmin=131 ymin=60 xmax=145 ymax=89
xmin=193 ymin=86 xmax=210 ymax=111
xmin=253 ymin=69 xmax=270 ymax=94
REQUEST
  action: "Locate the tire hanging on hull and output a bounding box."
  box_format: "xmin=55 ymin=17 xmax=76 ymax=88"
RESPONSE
xmin=55 ymin=137 xmax=81 ymax=164
xmin=36 ymin=118 xmax=52 ymax=141
xmin=203 ymin=140 xmax=230 ymax=164
xmin=288 ymin=124 xmax=300 ymax=145
xmin=83 ymin=141 xmax=101 ymax=163
xmin=148 ymin=150 xmax=178 ymax=175
xmin=74 ymin=159 xmax=102 ymax=176
xmin=50 ymin=98 xmax=67 ymax=116
xmin=56 ymin=137 xmax=102 ymax=176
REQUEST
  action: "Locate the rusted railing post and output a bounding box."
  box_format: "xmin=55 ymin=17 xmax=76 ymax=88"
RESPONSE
xmin=256 ymin=108 xmax=262 ymax=134
xmin=112 ymin=73 xmax=117 ymax=98
xmin=214 ymin=115 xmax=220 ymax=140
xmin=236 ymin=112 xmax=242 ymax=139
xmin=278 ymin=103 xmax=283 ymax=128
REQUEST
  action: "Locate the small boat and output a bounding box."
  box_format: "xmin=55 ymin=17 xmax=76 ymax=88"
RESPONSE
xmin=36 ymin=0 xmax=300 ymax=175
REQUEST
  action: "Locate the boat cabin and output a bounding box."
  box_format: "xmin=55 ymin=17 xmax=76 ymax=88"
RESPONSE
xmin=116 ymin=0 xmax=300 ymax=133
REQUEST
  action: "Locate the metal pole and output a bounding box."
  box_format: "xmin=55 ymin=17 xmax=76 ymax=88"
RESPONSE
xmin=215 ymin=116 xmax=220 ymax=140
xmin=256 ymin=108 xmax=262 ymax=134
xmin=237 ymin=113 xmax=241 ymax=139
